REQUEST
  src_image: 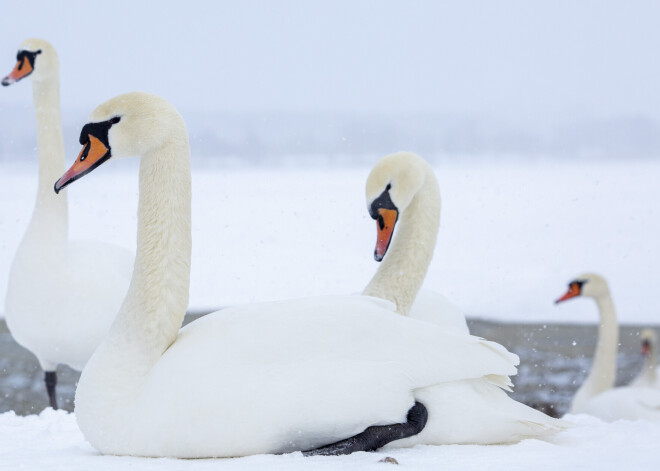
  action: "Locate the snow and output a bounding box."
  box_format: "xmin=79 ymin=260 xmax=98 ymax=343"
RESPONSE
xmin=0 ymin=409 xmax=658 ymax=470
xmin=1 ymin=158 xmax=659 ymax=324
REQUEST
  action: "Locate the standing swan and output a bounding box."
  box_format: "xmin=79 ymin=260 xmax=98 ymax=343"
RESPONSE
xmin=555 ymin=274 xmax=660 ymax=421
xmin=2 ymin=38 xmax=132 ymax=409
xmin=360 ymin=152 xmax=566 ymax=445
xmin=57 ymin=92 xmax=537 ymax=458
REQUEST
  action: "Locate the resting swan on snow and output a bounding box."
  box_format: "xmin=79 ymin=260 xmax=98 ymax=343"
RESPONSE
xmin=631 ymin=329 xmax=659 ymax=389
xmin=2 ymin=38 xmax=132 ymax=409
xmin=56 ymin=93 xmax=563 ymax=458
xmin=359 ymin=152 xmax=566 ymax=446
xmin=556 ymin=274 xmax=660 ymax=421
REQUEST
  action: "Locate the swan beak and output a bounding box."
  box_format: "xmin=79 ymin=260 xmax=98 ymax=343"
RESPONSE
xmin=2 ymin=58 xmax=32 ymax=86
xmin=54 ymin=135 xmax=111 ymax=193
xmin=374 ymin=208 xmax=398 ymax=261
xmin=555 ymin=283 xmax=581 ymax=304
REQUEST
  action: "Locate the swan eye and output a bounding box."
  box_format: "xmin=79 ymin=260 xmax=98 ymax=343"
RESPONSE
xmin=79 ymin=142 xmax=90 ymax=162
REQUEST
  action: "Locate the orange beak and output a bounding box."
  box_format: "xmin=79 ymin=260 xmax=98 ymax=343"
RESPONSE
xmin=2 ymin=57 xmax=33 ymax=86
xmin=555 ymin=283 xmax=581 ymax=304
xmin=374 ymin=208 xmax=398 ymax=261
xmin=54 ymin=134 xmax=111 ymax=193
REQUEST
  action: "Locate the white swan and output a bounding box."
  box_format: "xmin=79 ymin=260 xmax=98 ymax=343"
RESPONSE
xmin=360 ymin=152 xmax=566 ymax=446
xmin=56 ymin=92 xmax=557 ymax=458
xmin=555 ymin=274 xmax=660 ymax=421
xmin=631 ymin=329 xmax=659 ymax=389
xmin=2 ymin=38 xmax=133 ymax=409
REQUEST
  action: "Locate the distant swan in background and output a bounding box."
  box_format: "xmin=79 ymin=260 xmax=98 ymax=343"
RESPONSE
xmin=555 ymin=274 xmax=660 ymax=421
xmin=2 ymin=38 xmax=132 ymax=409
xmin=631 ymin=329 xmax=659 ymax=389
xmin=59 ymin=93 xmax=560 ymax=458
xmin=361 ymin=152 xmax=566 ymax=447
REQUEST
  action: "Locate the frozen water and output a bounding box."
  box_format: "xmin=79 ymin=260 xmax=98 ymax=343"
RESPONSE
xmin=1 ymin=159 xmax=659 ymax=325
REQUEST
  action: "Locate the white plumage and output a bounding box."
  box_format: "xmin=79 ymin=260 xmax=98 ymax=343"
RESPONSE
xmin=362 ymin=152 xmax=567 ymax=446
xmin=556 ymin=273 xmax=660 ymax=421
xmin=631 ymin=329 xmax=659 ymax=389
xmin=3 ymin=39 xmax=132 ymax=407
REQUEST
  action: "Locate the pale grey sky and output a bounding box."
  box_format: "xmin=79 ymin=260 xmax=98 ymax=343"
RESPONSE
xmin=1 ymin=0 xmax=659 ymax=133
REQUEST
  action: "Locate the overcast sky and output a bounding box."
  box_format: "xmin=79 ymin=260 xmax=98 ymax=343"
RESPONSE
xmin=1 ymin=0 xmax=659 ymax=132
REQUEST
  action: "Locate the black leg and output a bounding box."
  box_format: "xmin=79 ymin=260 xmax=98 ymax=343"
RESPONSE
xmin=44 ymin=371 xmax=58 ymax=410
xmin=303 ymin=401 xmax=428 ymax=456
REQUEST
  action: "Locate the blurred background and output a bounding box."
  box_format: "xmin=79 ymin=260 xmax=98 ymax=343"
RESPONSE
xmin=2 ymin=0 xmax=660 ymax=162
xmin=0 ymin=1 xmax=659 ymax=414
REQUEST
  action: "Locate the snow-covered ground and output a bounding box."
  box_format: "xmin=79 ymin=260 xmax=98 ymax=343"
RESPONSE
xmin=2 ymin=157 xmax=659 ymax=467
xmin=1 ymin=158 xmax=659 ymax=324
xmin=0 ymin=409 xmax=657 ymax=470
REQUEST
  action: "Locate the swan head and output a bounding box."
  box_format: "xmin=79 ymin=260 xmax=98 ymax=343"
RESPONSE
xmin=365 ymin=152 xmax=430 ymax=261
xmin=54 ymin=92 xmax=183 ymax=193
xmin=640 ymin=329 xmax=657 ymax=357
xmin=2 ymin=38 xmax=58 ymax=86
xmin=555 ymin=273 xmax=609 ymax=303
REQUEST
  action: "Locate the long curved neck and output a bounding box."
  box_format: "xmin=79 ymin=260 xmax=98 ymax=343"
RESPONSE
xmin=363 ymin=170 xmax=440 ymax=315
xmin=93 ymin=128 xmax=191 ymax=381
xmin=571 ymin=293 xmax=618 ymax=412
xmin=24 ymin=76 xmax=67 ymax=249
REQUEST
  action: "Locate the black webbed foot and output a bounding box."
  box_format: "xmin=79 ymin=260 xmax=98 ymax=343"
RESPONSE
xmin=303 ymin=401 xmax=428 ymax=456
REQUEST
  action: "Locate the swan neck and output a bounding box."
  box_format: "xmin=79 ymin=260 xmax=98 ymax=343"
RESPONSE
xmin=363 ymin=169 xmax=440 ymax=315
xmin=572 ymin=293 xmax=618 ymax=411
xmin=104 ymin=133 xmax=191 ymax=371
xmin=26 ymin=76 xmax=68 ymax=246
xmin=592 ymin=294 xmax=618 ymax=389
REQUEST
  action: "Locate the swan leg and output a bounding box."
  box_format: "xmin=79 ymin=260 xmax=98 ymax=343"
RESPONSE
xmin=303 ymin=401 xmax=428 ymax=456
xmin=44 ymin=371 xmax=58 ymax=410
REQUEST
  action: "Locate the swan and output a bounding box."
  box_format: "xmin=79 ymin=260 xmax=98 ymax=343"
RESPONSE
xmin=2 ymin=38 xmax=133 ymax=409
xmin=360 ymin=152 xmax=566 ymax=446
xmin=631 ymin=329 xmax=659 ymax=389
xmin=555 ymin=274 xmax=660 ymax=421
xmin=54 ymin=92 xmax=558 ymax=458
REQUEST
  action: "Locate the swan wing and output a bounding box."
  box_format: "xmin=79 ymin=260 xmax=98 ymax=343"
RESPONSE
xmin=410 ymin=289 xmax=469 ymax=334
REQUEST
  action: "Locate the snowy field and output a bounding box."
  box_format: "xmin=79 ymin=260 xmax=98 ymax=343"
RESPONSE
xmin=0 ymin=409 xmax=658 ymax=470
xmin=3 ymin=157 xmax=659 ymax=469
xmin=1 ymin=157 xmax=659 ymax=325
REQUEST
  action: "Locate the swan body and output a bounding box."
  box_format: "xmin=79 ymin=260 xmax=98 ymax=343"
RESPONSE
xmin=82 ymin=295 xmax=520 ymax=457
xmin=6 ymin=242 xmax=133 ymax=371
xmin=556 ymin=274 xmax=660 ymax=421
xmin=578 ymin=387 xmax=660 ymax=422
xmin=59 ymin=93 xmax=534 ymax=457
xmin=2 ymin=39 xmax=132 ymax=408
xmin=410 ymin=290 xmax=468 ymax=334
